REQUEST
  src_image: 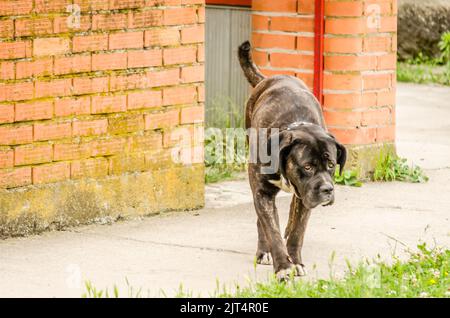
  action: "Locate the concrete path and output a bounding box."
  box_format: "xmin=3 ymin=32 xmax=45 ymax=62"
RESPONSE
xmin=0 ymin=83 xmax=449 ymax=297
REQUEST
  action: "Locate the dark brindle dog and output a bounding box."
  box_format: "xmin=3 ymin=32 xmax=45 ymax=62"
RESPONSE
xmin=238 ymin=41 xmax=347 ymax=280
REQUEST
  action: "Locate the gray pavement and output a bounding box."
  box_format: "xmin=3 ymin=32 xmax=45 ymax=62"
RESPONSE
xmin=0 ymin=83 xmax=449 ymax=297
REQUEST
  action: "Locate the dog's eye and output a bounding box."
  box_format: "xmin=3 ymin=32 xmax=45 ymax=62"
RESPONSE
xmin=327 ymin=161 xmax=335 ymax=169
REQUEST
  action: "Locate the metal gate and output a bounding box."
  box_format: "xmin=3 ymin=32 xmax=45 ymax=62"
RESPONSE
xmin=205 ymin=5 xmax=251 ymax=128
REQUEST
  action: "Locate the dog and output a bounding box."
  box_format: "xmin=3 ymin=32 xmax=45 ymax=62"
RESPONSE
xmin=238 ymin=41 xmax=347 ymax=280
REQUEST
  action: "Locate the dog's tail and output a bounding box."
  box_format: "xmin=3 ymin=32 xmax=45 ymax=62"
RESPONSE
xmin=238 ymin=41 xmax=266 ymax=87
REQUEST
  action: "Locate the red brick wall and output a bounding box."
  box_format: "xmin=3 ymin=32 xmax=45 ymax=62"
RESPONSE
xmin=251 ymin=0 xmax=396 ymax=147
xmin=0 ymin=0 xmax=205 ymax=189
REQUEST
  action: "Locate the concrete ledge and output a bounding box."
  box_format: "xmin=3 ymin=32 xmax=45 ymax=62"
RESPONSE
xmin=0 ymin=164 xmax=204 ymax=238
xmin=345 ymin=143 xmax=396 ymax=179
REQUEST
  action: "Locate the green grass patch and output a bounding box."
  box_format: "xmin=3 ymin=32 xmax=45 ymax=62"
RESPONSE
xmin=83 ymin=243 xmax=449 ymax=298
xmin=373 ymin=151 xmax=428 ymax=183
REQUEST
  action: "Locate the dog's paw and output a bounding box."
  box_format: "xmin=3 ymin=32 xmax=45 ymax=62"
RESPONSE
xmin=275 ymin=266 xmax=296 ymax=282
xmin=293 ymin=264 xmax=307 ymax=276
xmin=256 ymin=252 xmax=272 ymax=265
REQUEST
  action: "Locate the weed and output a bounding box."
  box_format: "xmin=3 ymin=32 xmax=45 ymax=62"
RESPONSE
xmin=373 ymin=151 xmax=428 ymax=183
xmin=334 ymin=169 xmax=363 ymax=187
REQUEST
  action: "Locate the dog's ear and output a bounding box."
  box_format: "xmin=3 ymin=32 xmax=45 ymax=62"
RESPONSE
xmin=268 ymin=130 xmax=306 ymax=175
xmin=327 ymin=132 xmax=347 ymax=174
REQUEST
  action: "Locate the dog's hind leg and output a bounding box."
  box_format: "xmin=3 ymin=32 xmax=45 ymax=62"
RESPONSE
xmin=285 ymin=196 xmax=311 ymax=276
xmin=256 ymin=218 xmax=272 ymax=265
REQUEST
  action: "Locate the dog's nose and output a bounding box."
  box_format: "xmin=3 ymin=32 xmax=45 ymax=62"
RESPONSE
xmin=319 ymin=183 xmax=334 ymax=195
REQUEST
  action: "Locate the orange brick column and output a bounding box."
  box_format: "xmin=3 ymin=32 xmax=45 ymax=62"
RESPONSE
xmin=0 ymin=0 xmax=205 ymax=237
xmin=251 ymin=0 xmax=397 ymax=175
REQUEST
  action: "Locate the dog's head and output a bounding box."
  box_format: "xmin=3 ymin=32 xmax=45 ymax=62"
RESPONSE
xmin=270 ymin=123 xmax=347 ymax=209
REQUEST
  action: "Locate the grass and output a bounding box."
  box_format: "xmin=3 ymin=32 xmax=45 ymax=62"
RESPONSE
xmin=83 ymin=243 xmax=450 ymax=298
xmin=373 ymin=151 xmax=428 ymax=183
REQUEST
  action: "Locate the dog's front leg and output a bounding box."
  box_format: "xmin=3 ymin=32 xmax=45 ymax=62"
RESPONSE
xmin=252 ymin=190 xmax=294 ymax=279
xmin=285 ymin=196 xmax=311 ymax=276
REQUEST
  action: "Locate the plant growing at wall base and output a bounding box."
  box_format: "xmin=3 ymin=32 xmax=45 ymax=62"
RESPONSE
xmin=373 ymin=151 xmax=428 ymax=183
xmin=334 ymin=169 xmax=362 ymax=187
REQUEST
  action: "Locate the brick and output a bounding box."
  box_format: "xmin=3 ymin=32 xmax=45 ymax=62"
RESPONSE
xmin=324 ymin=93 xmax=366 ymax=110
xmin=47 ymin=164 xmax=80 ymax=189
xmin=73 ymin=77 xmax=109 ymax=95
xmin=0 ymin=0 xmax=32 ymax=15
xmin=147 ymin=68 xmax=180 ymax=87
xmin=324 ymin=110 xmax=362 ymax=127
xmin=127 ymin=90 xmax=162 ymax=110
xmin=364 ymin=0 xmax=392 ymax=16
xmin=77 ymin=0 xmax=109 ymax=11
xmin=253 ymin=0 xmax=297 ymax=12
xmin=0 ymin=167 xmax=31 ymax=189
xmin=198 ymin=6 xmax=205 ymax=23
xmin=324 ymin=73 xmax=363 ymax=91
xmin=15 ymin=17 xmax=53 ymax=37
xmin=163 ymin=46 xmax=197 ymax=65
xmin=34 ymin=122 xmax=72 ymax=141
xmin=0 ymin=41 xmax=31 ymax=60
xmin=377 ymin=91 xmax=396 ymax=106
xmin=197 ymin=44 xmax=204 ymax=62
xmin=129 ymin=10 xmax=163 ymax=28
xmin=181 ymin=25 xmax=204 ymax=44
xmin=261 ymin=68 xmax=295 ymax=77
xmin=162 ymin=124 xmax=199 ymax=148
xmin=295 ymin=72 xmax=314 ymax=89
xmin=361 ymin=107 xmax=392 ymax=126
xmin=129 ymin=132 xmax=163 ymax=152
xmin=180 ymin=106 xmax=203 ymax=124
xmin=0 ymin=62 xmax=14 ymax=80
xmin=163 ymin=86 xmax=196 ymax=106
xmin=92 ymin=13 xmax=128 ymax=30
xmin=109 ymin=152 xmax=145 ymax=174
xmin=296 ymin=36 xmax=314 ymax=51
xmin=252 ymin=33 xmax=296 ymax=50
xmin=55 ymin=96 xmax=90 ymax=117
xmin=15 ymin=100 xmax=53 ymax=122
xmin=363 ymin=36 xmax=392 ymax=52
xmin=376 ymin=125 xmax=395 ymax=142
xmin=0 ymin=82 xmax=34 ymax=102
xmin=0 ymin=104 xmax=14 ymax=123
xmin=144 ymin=109 xmax=179 ymax=130
xmin=108 ymin=114 xmax=144 ymax=134
xmin=270 ymin=53 xmax=314 ymax=70
xmin=91 ymin=95 xmax=127 ymax=114
xmin=110 ymin=73 xmax=149 ymax=91
xmin=15 ymin=144 xmax=53 ymax=166
xmin=0 ymin=20 xmax=14 ymax=38
xmin=33 ymin=162 xmax=71 ymax=184
xmin=54 ymin=54 xmax=91 ymax=75
xmin=145 ymin=28 xmax=180 ymax=47
xmin=35 ymin=79 xmax=72 ymax=99
xmin=324 ymin=37 xmax=363 ymax=54
xmin=0 ymin=125 xmax=32 ymax=145
xmin=325 ymin=1 xmax=363 ymax=17
xmin=197 ymin=85 xmax=204 ymax=102
xmin=325 ymin=55 xmax=377 ymax=71
xmin=71 ymin=157 xmax=109 ymax=179
xmin=252 ymin=15 xmax=269 ymax=31
xmin=181 ymin=65 xmax=204 ymax=83
xmin=377 ymin=54 xmax=396 ymax=70
xmin=163 ymin=7 xmax=197 ymax=26
xmin=109 ymin=32 xmax=144 ymax=50
xmin=378 ymin=16 xmax=397 ymax=33
xmin=325 ymin=18 xmax=366 ymax=35
xmin=33 ymin=38 xmax=70 ymax=57
xmin=0 ymin=149 xmax=13 ymax=168
xmin=35 ymin=0 xmax=71 ymax=13
xmin=73 ymin=34 xmax=109 ymax=53
xmin=329 ymin=127 xmax=377 ymax=145
xmin=54 ymin=142 xmax=92 ymax=161
xmin=270 ymin=16 xmax=314 ymax=33
xmin=92 ymin=52 xmax=127 ymax=71
xmin=252 ymin=50 xmax=268 ymax=66
xmin=363 ymin=73 xmax=392 ymax=90
xmin=92 ymin=137 xmax=128 ymax=156
xmin=110 ymin=0 xmax=145 ymax=9
xmin=54 ymin=15 xmax=91 ymax=33
xmin=128 ymin=49 xmax=162 ymax=68
xmin=297 ymin=0 xmax=314 ymax=14
xmin=16 ymin=58 xmax=53 ymax=79
xmin=72 ymin=119 xmax=108 ymax=137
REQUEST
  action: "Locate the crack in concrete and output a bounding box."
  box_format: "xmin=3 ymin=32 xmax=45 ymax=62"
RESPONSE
xmin=69 ymin=230 xmax=252 ymax=256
